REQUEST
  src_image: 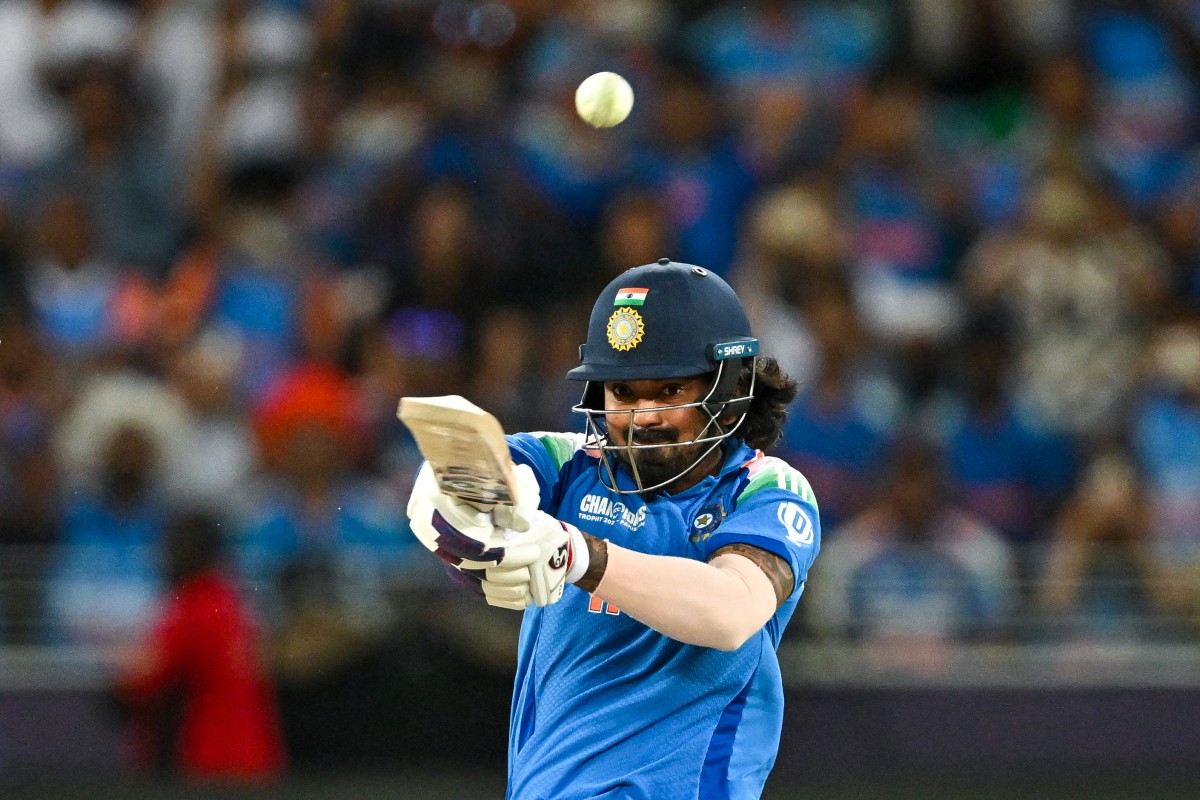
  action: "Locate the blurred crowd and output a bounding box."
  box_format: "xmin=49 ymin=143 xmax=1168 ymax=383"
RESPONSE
xmin=2 ymin=0 xmax=1200 ymax=772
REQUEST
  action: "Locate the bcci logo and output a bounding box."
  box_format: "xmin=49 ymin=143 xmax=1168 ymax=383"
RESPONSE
xmin=606 ymin=307 xmax=644 ymax=351
xmin=690 ymin=502 xmax=726 ymax=542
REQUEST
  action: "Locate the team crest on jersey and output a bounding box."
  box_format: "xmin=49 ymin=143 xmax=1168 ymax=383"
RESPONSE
xmin=690 ymin=502 xmax=726 ymax=542
xmin=606 ymin=307 xmax=644 ymax=351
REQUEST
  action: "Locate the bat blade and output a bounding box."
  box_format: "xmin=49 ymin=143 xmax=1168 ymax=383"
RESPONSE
xmin=397 ymin=395 xmax=517 ymax=508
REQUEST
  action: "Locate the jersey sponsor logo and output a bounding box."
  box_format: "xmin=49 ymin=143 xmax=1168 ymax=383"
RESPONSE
xmin=578 ymin=493 xmax=647 ymax=530
xmin=777 ymin=502 xmax=815 ymax=546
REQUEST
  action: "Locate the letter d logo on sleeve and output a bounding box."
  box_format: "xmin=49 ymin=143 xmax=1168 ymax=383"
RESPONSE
xmin=777 ymin=502 xmax=814 ymax=546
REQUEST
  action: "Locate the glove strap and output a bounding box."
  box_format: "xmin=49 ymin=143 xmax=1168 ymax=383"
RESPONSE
xmin=563 ymin=523 xmax=589 ymax=584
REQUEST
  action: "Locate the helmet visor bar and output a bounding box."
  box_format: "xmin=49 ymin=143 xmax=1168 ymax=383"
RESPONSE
xmin=571 ymin=358 xmax=757 ymax=494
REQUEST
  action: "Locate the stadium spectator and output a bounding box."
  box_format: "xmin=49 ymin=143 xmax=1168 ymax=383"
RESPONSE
xmin=1023 ymin=52 xmax=1101 ymax=189
xmin=963 ymin=165 xmax=1168 ymax=436
xmin=1132 ymin=322 xmax=1200 ymax=632
xmin=383 ymin=179 xmax=500 ymax=323
xmin=905 ymin=0 xmax=1073 ymax=93
xmin=776 ymin=275 xmax=891 ymax=532
xmin=1080 ymin=0 xmax=1198 ymax=210
xmin=1037 ymin=444 xmax=1185 ymax=643
xmin=17 ymin=189 xmax=154 ymax=380
xmin=239 ymin=362 xmax=412 ymax=646
xmin=113 ymin=509 xmax=285 ymax=780
xmin=0 ymin=310 xmax=61 ymax=643
xmin=732 ymin=183 xmax=847 ymax=389
xmin=687 ymin=0 xmax=893 ymax=100
xmin=935 ymin=312 xmax=1076 ymax=557
xmin=22 ymin=53 xmax=183 ymax=275
xmin=157 ymin=162 xmax=344 ymax=401
xmin=0 ymin=0 xmax=131 ymax=170
xmin=632 ymin=56 xmax=756 ymax=276
xmin=807 ymin=434 xmax=1016 ymax=671
xmin=127 ymin=0 xmax=225 ymax=164
xmin=45 ymin=372 xmax=192 ymax=647
xmin=595 ymin=187 xmax=679 ymax=293
xmin=834 ymin=76 xmax=966 ymax=410
xmin=1154 ymin=172 xmax=1200 ymax=315
xmin=163 ymin=328 xmax=257 ymax=511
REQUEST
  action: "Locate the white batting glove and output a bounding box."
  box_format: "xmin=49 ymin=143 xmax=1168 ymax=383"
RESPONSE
xmin=491 ymin=464 xmax=542 ymax=533
xmin=408 ymin=460 xmax=587 ymax=610
xmin=483 ymin=511 xmax=590 ymax=609
xmin=407 ymin=462 xmax=507 ymax=570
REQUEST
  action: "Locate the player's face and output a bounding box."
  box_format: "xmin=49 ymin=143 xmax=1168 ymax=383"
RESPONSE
xmin=603 ymin=376 xmax=722 ymax=492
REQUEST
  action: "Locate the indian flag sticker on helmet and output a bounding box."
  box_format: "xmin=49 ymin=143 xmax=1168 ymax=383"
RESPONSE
xmin=606 ymin=307 xmax=645 ymax=351
xmin=613 ymin=287 xmax=648 ymax=306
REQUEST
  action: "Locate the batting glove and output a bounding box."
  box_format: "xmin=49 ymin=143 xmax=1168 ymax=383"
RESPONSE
xmin=484 ymin=463 xmax=588 ymax=609
xmin=483 ymin=511 xmax=590 ymax=609
xmin=491 ymin=464 xmax=542 ymax=533
xmin=407 ymin=462 xmax=508 ymax=570
xmin=408 ymin=460 xmax=587 ymax=610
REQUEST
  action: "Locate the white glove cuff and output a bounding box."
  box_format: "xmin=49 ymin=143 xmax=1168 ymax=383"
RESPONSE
xmin=564 ymin=524 xmax=589 ymax=585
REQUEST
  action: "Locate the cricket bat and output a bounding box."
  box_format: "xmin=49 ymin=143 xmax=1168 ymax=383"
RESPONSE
xmin=397 ymin=395 xmax=518 ymax=509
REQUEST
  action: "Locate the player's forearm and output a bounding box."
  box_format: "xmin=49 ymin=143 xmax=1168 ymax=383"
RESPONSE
xmin=579 ymin=537 xmax=777 ymax=651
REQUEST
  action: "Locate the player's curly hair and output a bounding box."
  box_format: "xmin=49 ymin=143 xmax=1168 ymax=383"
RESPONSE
xmin=734 ymin=356 xmax=797 ymax=451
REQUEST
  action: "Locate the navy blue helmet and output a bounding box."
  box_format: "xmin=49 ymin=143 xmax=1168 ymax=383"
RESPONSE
xmin=568 ymin=258 xmax=757 ymax=383
xmin=568 ymin=259 xmax=759 ymax=493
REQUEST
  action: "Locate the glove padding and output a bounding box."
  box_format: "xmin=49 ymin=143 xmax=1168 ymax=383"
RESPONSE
xmin=483 ymin=511 xmax=589 ymax=610
xmin=408 ymin=460 xmax=588 ymax=610
xmin=407 ymin=461 xmax=546 ymax=570
xmin=407 ymin=462 xmax=508 ymax=570
xmin=482 ymin=462 xmax=588 ymax=610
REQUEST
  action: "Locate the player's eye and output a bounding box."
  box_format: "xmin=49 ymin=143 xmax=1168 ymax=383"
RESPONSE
xmin=663 ymin=384 xmax=685 ymax=398
xmin=609 ymin=384 xmax=632 ymax=401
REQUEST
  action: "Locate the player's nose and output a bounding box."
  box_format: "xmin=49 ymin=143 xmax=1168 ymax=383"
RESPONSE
xmin=630 ymin=400 xmax=666 ymax=426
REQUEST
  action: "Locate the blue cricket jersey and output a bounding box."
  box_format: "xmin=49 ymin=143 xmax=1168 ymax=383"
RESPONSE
xmin=504 ymin=433 xmax=821 ymax=800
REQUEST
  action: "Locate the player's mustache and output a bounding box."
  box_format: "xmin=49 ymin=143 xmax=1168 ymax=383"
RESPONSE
xmin=628 ymin=427 xmax=679 ymax=445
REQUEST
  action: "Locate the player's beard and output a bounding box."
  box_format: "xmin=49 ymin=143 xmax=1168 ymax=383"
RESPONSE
xmin=611 ymin=426 xmax=710 ymax=491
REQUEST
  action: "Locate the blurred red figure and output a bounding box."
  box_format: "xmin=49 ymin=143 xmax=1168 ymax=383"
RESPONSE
xmin=114 ymin=510 xmax=286 ymax=780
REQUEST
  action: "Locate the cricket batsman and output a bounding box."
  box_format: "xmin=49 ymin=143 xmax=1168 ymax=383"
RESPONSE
xmin=407 ymin=259 xmax=821 ymax=799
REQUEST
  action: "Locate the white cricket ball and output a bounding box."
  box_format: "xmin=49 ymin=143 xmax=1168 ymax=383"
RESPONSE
xmin=575 ymin=71 xmax=634 ymax=128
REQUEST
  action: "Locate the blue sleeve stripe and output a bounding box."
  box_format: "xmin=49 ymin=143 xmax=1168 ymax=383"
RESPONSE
xmin=699 ymin=670 xmax=755 ymax=800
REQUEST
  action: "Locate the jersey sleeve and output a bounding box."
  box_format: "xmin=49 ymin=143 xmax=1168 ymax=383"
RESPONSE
xmin=703 ymin=456 xmax=821 ymax=599
xmin=507 ymin=432 xmax=590 ymax=514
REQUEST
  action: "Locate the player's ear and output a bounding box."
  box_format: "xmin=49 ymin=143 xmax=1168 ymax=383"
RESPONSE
xmin=717 ymin=389 xmax=748 ymax=426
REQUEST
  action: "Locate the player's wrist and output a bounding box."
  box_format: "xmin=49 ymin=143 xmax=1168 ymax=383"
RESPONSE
xmin=573 ymin=534 xmax=608 ymax=593
xmin=563 ymin=524 xmax=589 ymax=585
